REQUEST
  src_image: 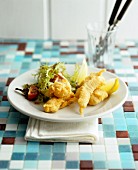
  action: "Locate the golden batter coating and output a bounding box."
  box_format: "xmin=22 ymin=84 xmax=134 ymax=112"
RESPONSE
xmin=89 ymin=89 xmax=108 ymax=106
xmin=75 ymin=69 xmax=106 ymax=114
xmin=48 ymin=77 xmax=72 ymax=99
xmin=43 ymin=97 xmax=64 ymax=113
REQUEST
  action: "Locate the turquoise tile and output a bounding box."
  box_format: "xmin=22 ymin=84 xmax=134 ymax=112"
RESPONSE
xmin=129 ymin=131 xmax=138 ymax=137
xmin=80 ymin=153 xmax=93 ymax=160
xmin=125 ymin=112 xmax=136 ymax=118
xmin=120 ymin=152 xmax=133 ymax=160
xmin=103 ymin=131 xmax=116 ymax=137
xmin=126 ymin=118 xmax=138 ymax=125
xmin=121 ymin=160 xmax=135 ymax=169
xmin=127 ymin=125 xmax=138 ymax=131
xmin=130 ymin=137 xmax=138 ymax=144
xmin=13 ymin=145 xmax=26 ymax=152
xmin=53 ymin=143 xmax=66 ymax=153
xmin=102 ymin=118 xmax=114 ymax=124
xmin=103 ymin=125 xmax=115 ymax=132
xmin=26 ymin=142 xmax=39 ymax=153
xmin=24 ymin=160 xmax=38 ymax=168
xmin=0 ymin=131 xmax=4 ymax=137
xmin=115 ymin=124 xmax=127 ymax=131
xmin=94 ymin=161 xmax=107 ymax=169
xmin=114 ymin=118 xmax=126 ymax=126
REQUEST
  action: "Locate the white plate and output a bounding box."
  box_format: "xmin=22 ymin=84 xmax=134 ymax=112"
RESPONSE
xmin=7 ymin=65 xmax=128 ymax=122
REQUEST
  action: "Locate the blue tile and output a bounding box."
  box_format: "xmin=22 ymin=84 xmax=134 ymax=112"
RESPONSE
xmin=66 ymin=161 xmax=79 ymax=169
xmin=0 ymin=161 xmax=9 ymax=168
xmin=16 ymin=131 xmax=25 ymax=137
xmin=0 ymin=112 xmax=9 ymax=118
xmin=3 ymin=131 xmax=16 ymax=137
xmin=53 ymin=142 xmax=66 ymax=153
xmin=39 ymin=145 xmax=52 ymax=153
xmin=38 ymin=153 xmax=52 ymax=160
xmin=25 ymin=153 xmax=38 ymax=160
xmin=119 ymin=145 xmax=132 ymax=152
xmin=52 ymin=153 xmax=65 ymax=160
xmin=11 ymin=153 xmax=24 ymax=160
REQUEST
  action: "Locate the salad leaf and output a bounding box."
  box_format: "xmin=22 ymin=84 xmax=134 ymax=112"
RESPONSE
xmin=34 ymin=62 xmax=66 ymax=94
xmin=63 ymin=64 xmax=80 ymax=92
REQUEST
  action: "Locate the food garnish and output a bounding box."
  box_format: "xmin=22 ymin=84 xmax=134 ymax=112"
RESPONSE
xmin=15 ymin=60 xmax=120 ymax=115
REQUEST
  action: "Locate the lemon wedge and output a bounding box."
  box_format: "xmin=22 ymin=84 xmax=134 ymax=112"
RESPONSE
xmin=76 ymin=58 xmax=88 ymax=85
xmin=100 ymin=77 xmax=119 ymax=95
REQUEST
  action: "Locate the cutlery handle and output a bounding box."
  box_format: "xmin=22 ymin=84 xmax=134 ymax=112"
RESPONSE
xmin=117 ymin=0 xmax=132 ymax=21
xmin=109 ymin=0 xmax=123 ymax=26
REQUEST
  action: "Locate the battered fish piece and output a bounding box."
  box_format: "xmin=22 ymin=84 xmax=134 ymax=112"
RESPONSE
xmin=89 ymin=89 xmax=108 ymax=105
xmin=43 ymin=97 xmax=64 ymax=113
xmin=43 ymin=92 xmax=76 ymax=113
xmin=76 ymin=69 xmax=106 ymax=114
xmin=48 ymin=73 xmax=72 ymax=99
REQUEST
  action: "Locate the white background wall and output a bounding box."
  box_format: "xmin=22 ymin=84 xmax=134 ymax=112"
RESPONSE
xmin=0 ymin=0 xmax=49 ymax=39
xmin=0 ymin=0 xmax=137 ymax=42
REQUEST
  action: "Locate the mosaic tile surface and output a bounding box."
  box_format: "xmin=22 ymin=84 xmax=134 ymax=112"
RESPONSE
xmin=0 ymin=39 xmax=138 ymax=169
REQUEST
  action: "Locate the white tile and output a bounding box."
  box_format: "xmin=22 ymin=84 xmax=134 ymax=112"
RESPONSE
xmin=52 ymin=161 xmax=65 ymax=169
xmin=79 ymin=145 xmax=92 ymax=152
xmin=104 ymin=138 xmax=118 ymax=145
xmin=66 ymin=143 xmax=79 ymax=152
xmin=92 ymin=145 xmax=106 ymax=152
xmin=106 ymin=152 xmax=120 ymax=160
xmin=117 ymin=138 xmax=131 ymax=145
xmin=66 ymin=152 xmax=79 ymax=160
xmin=10 ymin=161 xmax=24 ymax=169
xmin=6 ymin=124 xmax=18 ymax=130
xmin=0 ymin=145 xmax=13 ymax=152
xmin=105 ymin=145 xmax=119 ymax=153
xmin=38 ymin=161 xmax=51 ymax=169
xmin=0 ymin=152 xmax=12 ymax=160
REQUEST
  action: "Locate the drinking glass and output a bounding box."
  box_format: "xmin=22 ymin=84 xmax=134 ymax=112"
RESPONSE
xmin=87 ymin=22 xmax=117 ymax=68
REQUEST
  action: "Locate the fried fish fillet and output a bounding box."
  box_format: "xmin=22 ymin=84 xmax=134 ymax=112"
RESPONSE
xmin=76 ymin=69 xmax=106 ymax=114
xmin=89 ymin=89 xmax=108 ymax=105
xmin=48 ymin=74 xmax=72 ymax=99
xmin=43 ymin=92 xmax=76 ymax=113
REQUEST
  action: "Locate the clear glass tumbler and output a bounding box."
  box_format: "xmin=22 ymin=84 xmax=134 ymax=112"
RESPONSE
xmin=87 ymin=23 xmax=117 ymax=68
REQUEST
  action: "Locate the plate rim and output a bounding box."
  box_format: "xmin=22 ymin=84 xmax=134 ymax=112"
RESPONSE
xmin=7 ymin=65 xmax=128 ymax=122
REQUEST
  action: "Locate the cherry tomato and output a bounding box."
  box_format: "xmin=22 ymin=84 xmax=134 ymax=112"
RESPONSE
xmin=27 ymin=85 xmax=39 ymax=101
